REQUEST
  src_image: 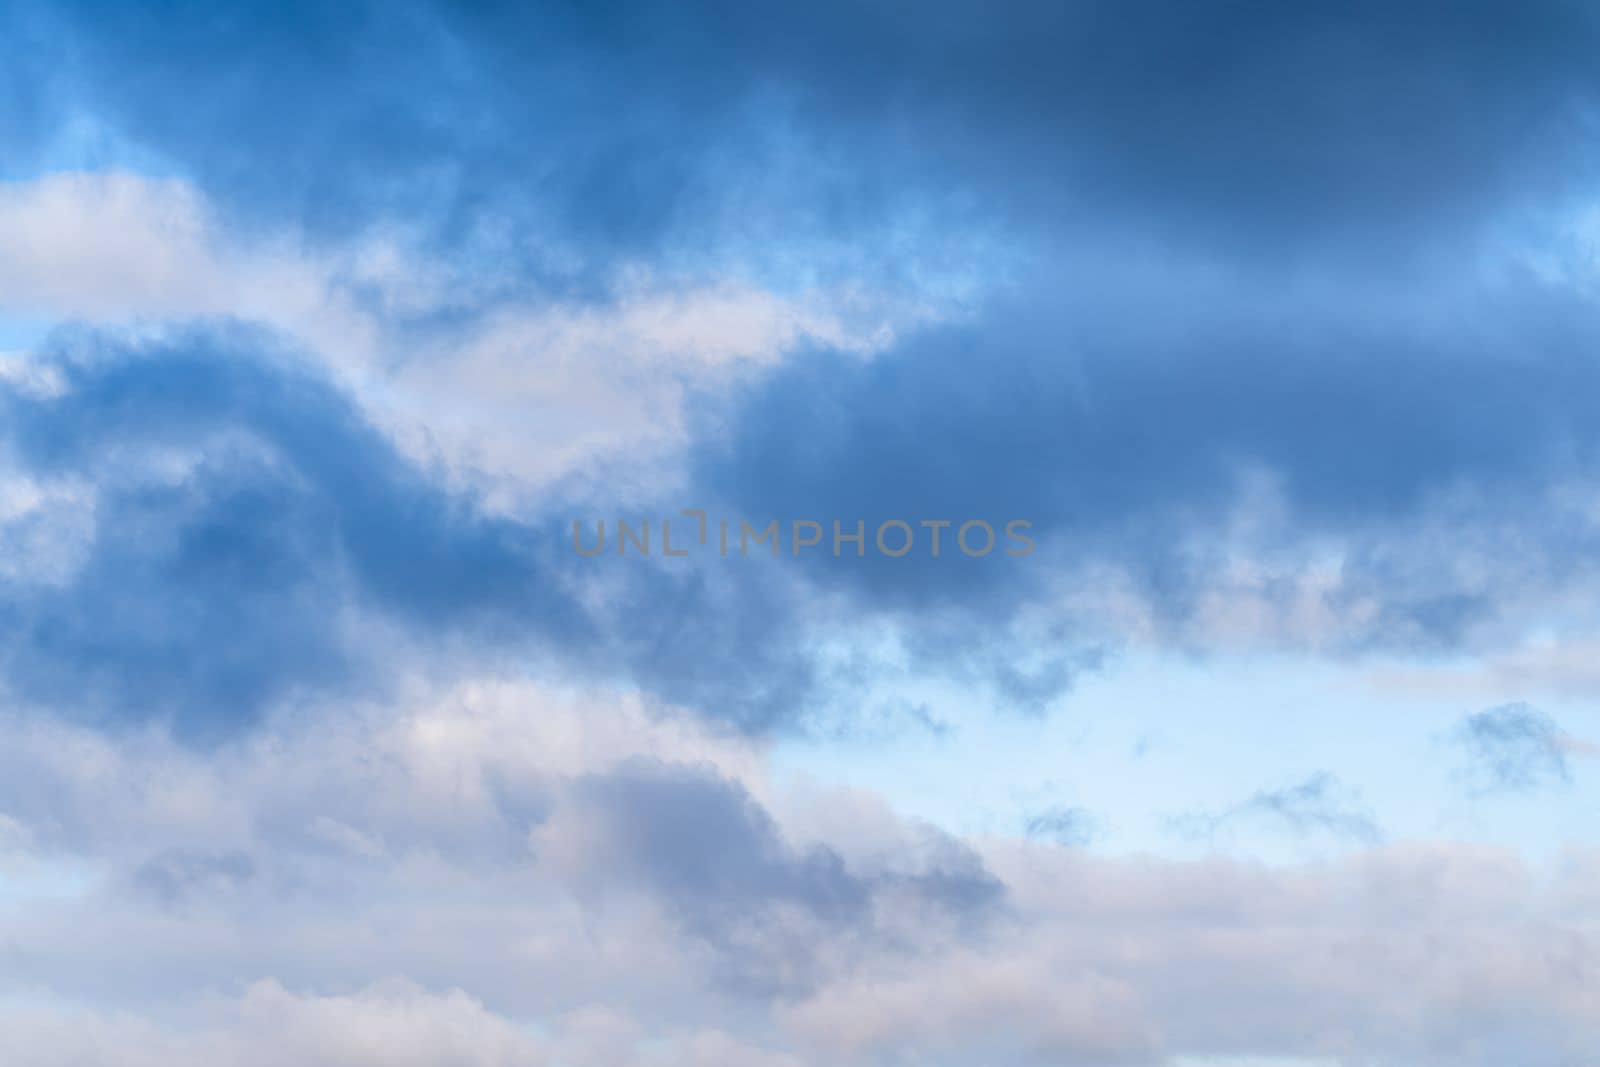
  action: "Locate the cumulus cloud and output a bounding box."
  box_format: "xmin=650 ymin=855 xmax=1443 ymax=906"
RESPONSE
xmin=10 ymin=5 xmax=1600 ymax=717
xmin=0 ymin=329 xmax=594 ymax=736
xmin=688 ymin=277 xmax=1600 ymax=659
xmin=0 ymin=172 xmax=918 ymax=487
xmin=0 ymin=329 xmax=898 ymax=735
xmin=0 ymin=171 xmax=395 ymax=353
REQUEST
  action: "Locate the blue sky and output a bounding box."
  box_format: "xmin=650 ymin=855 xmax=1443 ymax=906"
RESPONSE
xmin=2 ymin=2 xmax=1599 ymax=1065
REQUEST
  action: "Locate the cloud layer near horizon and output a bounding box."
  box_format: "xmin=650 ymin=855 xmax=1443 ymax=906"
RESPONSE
xmin=2 ymin=684 xmax=1598 ymax=1066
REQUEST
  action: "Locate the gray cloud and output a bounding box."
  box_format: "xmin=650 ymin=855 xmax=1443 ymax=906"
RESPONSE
xmin=0 ymin=697 xmax=1595 ymax=1066
xmin=535 ymin=757 xmax=1002 ymax=997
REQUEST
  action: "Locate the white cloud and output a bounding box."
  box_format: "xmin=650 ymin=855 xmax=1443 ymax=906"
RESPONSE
xmin=0 ymin=171 xmax=926 ymax=491
xmin=0 ymin=172 xmax=389 ymax=357
xmin=0 ymin=980 xmax=548 ymax=1067
xmin=0 ymin=463 xmax=96 ymax=586
xmin=0 ymin=680 xmax=1597 ymax=1066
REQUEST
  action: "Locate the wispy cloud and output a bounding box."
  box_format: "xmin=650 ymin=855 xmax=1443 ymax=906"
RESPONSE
xmin=1175 ymin=772 xmax=1383 ymax=846
xmin=1022 ymin=804 xmax=1099 ymax=847
xmin=1452 ymin=704 xmax=1596 ymax=794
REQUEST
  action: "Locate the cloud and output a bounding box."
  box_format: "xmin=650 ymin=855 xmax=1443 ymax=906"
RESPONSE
xmin=0 ymin=171 xmax=391 ymax=352
xmin=0 ymin=328 xmax=881 ymax=737
xmin=533 ymin=756 xmax=1000 ymax=996
xmin=0 ymin=688 xmax=1598 ymax=1066
xmin=679 ymin=263 xmax=1600 ymax=690
xmin=538 ymin=758 xmax=870 ymax=924
xmin=1453 ymin=704 xmax=1595 ymax=794
xmin=11 ymin=1 xmax=1600 ymax=274
xmin=0 ymin=980 xmax=550 ymax=1067
xmin=4 ymin=6 xmax=1600 ymax=1063
xmin=0 ymin=171 xmax=918 ymax=487
xmin=0 ymin=981 xmax=809 ymax=1067
xmin=0 ymin=327 xmax=599 ymax=738
xmin=0 ymin=324 xmax=1104 ymax=736
xmin=1368 ymin=631 xmax=1600 ymax=701
xmin=11 ymin=5 xmax=1600 ymax=720
xmin=1176 ymin=772 xmax=1383 ymax=846
xmin=1021 ymin=805 xmax=1098 ymax=847
xmin=13 ymin=249 xmax=1600 ymax=746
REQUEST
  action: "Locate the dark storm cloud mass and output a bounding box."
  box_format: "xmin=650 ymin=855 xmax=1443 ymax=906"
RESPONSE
xmin=0 ymin=329 xmax=828 ymax=737
xmin=8 ymin=0 xmax=1600 ymax=269
xmin=22 ymin=289 xmax=1600 ymax=742
xmin=5 ymin=1 xmax=1600 ymax=733
xmin=689 ymin=276 xmax=1600 ymax=645
xmin=0 ymin=328 xmax=592 ymax=737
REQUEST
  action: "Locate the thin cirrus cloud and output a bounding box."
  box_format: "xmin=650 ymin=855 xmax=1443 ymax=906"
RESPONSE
xmin=1172 ymin=772 xmax=1384 ymax=847
xmin=1453 ymin=703 xmax=1597 ymax=795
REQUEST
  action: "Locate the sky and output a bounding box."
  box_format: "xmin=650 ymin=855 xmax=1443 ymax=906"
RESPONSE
xmin=1 ymin=2 xmax=1598 ymax=1065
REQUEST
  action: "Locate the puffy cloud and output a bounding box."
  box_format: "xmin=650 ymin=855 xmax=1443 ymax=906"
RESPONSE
xmin=0 ymin=328 xmax=907 ymax=736
xmin=0 ymin=329 xmax=593 ymax=737
xmin=11 ymin=4 xmax=1600 ymax=718
xmin=0 ymin=172 xmax=917 ymax=487
xmin=682 ymin=270 xmax=1600 ymax=694
xmin=0 ymin=171 xmax=394 ymax=353
xmin=10 ymin=278 xmax=1600 ymax=744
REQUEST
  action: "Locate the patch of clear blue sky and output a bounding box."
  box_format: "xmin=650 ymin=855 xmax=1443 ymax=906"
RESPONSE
xmin=0 ymin=858 xmax=97 ymax=908
xmin=1 ymin=109 xmax=177 ymax=182
xmin=772 ymin=648 xmax=1600 ymax=862
xmin=0 ymin=314 xmax=52 ymax=350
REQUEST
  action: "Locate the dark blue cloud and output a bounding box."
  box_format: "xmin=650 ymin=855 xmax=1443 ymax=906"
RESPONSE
xmin=9 ymin=1 xmax=1600 ymax=736
xmin=0 ymin=327 xmax=595 ymax=739
xmin=0 ymin=329 xmax=851 ymax=738
xmin=688 ymin=276 xmax=1600 ymax=651
xmin=9 ymin=0 xmax=1600 ymax=277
